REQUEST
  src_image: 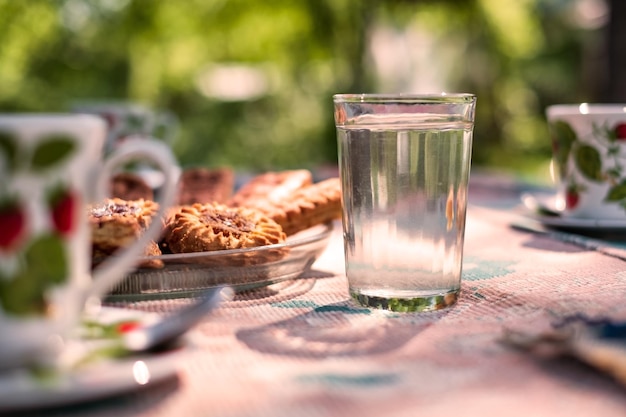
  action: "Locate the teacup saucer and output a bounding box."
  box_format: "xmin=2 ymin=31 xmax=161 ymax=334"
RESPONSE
xmin=0 ymin=307 xmax=188 ymax=412
xmin=532 ymin=214 xmax=626 ymax=231
xmin=520 ymin=192 xmax=626 ymax=232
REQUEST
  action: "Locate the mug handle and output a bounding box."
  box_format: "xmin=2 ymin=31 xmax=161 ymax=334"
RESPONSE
xmin=86 ymin=138 xmax=179 ymax=302
xmin=153 ymin=110 xmax=179 ymax=145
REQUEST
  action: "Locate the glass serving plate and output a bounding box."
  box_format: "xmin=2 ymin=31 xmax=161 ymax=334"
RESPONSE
xmin=106 ymin=223 xmax=334 ymax=301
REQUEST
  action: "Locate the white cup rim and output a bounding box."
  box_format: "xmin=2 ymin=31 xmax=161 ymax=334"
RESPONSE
xmin=0 ymin=113 xmax=106 ymax=127
xmin=547 ymin=103 xmax=626 ymax=116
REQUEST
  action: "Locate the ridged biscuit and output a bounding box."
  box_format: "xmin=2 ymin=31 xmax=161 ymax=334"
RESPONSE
xmin=162 ymin=203 xmax=288 ymax=266
xmin=251 ymin=177 xmax=342 ymax=236
xmin=229 ymin=169 xmax=313 ymax=207
xmin=163 ymin=203 xmax=286 ymax=253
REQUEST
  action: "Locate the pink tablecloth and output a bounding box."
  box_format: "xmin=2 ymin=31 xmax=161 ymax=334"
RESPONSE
xmin=20 ymin=179 xmax=626 ymax=417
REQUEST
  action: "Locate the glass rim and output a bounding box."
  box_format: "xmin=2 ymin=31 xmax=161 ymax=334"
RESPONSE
xmin=333 ymin=93 xmax=476 ymax=103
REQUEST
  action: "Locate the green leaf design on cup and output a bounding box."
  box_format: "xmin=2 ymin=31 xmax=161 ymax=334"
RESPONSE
xmin=549 ymin=120 xmax=577 ymax=178
xmin=0 ymin=268 xmax=47 ymax=315
xmin=30 ymin=135 xmax=76 ymax=172
xmin=26 ymin=234 xmax=68 ymax=286
xmin=0 ymin=131 xmax=18 ymax=173
xmin=574 ymin=144 xmax=603 ymax=181
xmin=0 ymin=234 xmax=68 ymax=316
xmin=605 ymin=180 xmax=626 ymax=202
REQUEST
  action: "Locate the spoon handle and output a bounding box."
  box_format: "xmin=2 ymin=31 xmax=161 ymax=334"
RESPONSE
xmin=124 ymin=286 xmax=231 ymax=352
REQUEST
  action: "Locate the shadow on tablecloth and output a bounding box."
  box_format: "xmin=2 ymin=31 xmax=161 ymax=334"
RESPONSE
xmin=236 ymin=300 xmax=454 ymax=358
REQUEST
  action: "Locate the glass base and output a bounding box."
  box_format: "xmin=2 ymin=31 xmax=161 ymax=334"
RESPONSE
xmin=350 ymin=289 xmax=459 ymax=312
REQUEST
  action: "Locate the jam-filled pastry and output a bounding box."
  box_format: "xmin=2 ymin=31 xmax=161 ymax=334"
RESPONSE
xmin=177 ymin=167 xmax=235 ymax=205
xmin=163 ymin=203 xmax=286 ymax=254
xmin=229 ymin=169 xmax=313 ymax=208
xmin=88 ymin=198 xmax=164 ymax=269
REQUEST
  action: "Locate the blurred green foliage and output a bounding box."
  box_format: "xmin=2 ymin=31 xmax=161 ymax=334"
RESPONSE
xmin=0 ymin=0 xmax=604 ymax=179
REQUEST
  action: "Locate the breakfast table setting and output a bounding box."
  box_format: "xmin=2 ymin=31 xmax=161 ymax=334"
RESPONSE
xmin=4 ymin=100 xmax=626 ymax=417
xmin=0 ymin=171 xmax=626 ymax=416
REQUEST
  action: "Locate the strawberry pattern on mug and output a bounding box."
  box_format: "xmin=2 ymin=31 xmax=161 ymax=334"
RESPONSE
xmin=565 ymin=186 xmax=581 ymax=210
xmin=48 ymin=186 xmax=77 ymax=237
xmin=0 ymin=198 xmax=26 ymax=250
xmin=0 ymin=130 xmax=78 ymax=316
xmin=550 ymin=118 xmax=626 ymax=211
xmin=615 ymin=122 xmax=626 ymax=140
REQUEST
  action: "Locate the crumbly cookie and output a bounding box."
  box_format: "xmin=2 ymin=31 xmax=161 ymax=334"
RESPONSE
xmin=163 ymin=203 xmax=286 ymax=254
xmin=177 ymin=167 xmax=235 ymax=205
xmin=258 ymin=177 xmax=343 ymax=236
xmin=88 ymin=198 xmax=164 ymax=269
xmin=110 ymin=172 xmax=154 ymax=201
xmin=91 ymin=239 xmax=164 ymax=269
xmin=229 ymin=169 xmax=313 ymax=208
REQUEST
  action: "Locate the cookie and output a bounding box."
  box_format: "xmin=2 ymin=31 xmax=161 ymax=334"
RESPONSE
xmin=229 ymin=169 xmax=313 ymax=207
xmin=88 ymin=198 xmax=164 ymax=269
xmin=91 ymin=239 xmax=163 ymax=270
xmin=259 ymin=177 xmax=342 ymax=236
xmin=177 ymin=167 xmax=235 ymax=205
xmin=110 ymin=172 xmax=154 ymax=201
xmin=163 ymin=203 xmax=286 ymax=254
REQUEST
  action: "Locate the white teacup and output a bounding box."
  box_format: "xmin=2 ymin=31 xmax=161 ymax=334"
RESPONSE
xmin=546 ymin=104 xmax=626 ymax=219
xmin=71 ymin=101 xmax=179 ymax=189
xmin=71 ymin=100 xmax=179 ymax=155
xmin=0 ymin=114 xmax=178 ymax=370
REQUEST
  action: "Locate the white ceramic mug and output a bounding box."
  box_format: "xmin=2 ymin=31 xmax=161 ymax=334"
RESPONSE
xmin=71 ymin=101 xmax=179 ymax=154
xmin=71 ymin=101 xmax=179 ymax=189
xmin=546 ymin=104 xmax=626 ymax=219
xmin=0 ymin=114 xmax=178 ymax=370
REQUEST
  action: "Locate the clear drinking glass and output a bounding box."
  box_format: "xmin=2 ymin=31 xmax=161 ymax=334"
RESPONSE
xmin=334 ymin=93 xmax=477 ymax=312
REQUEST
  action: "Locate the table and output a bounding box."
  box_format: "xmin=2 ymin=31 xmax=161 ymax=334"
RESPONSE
xmin=20 ymin=173 xmax=626 ymax=417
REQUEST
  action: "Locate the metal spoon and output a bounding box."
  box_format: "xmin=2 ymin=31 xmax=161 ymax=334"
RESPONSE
xmin=520 ymin=192 xmax=561 ymax=217
xmin=122 ymin=286 xmax=232 ymax=353
xmin=503 ymin=319 xmax=626 ymax=388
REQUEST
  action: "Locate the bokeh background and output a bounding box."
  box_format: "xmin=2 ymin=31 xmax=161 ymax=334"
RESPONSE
xmin=1 ymin=0 xmax=624 ymax=183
